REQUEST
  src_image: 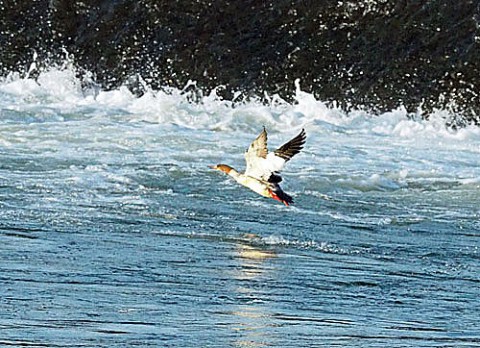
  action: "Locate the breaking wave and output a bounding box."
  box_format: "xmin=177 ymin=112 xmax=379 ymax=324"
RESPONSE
xmin=1 ymin=63 xmax=479 ymax=145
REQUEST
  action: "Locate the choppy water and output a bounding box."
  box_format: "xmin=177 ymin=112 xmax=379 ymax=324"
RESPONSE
xmin=1 ymin=67 xmax=479 ymax=347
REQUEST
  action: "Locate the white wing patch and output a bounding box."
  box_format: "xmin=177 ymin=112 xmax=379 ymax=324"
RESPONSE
xmin=244 ymin=128 xmax=306 ymax=182
xmin=245 ymin=153 xmax=287 ymax=181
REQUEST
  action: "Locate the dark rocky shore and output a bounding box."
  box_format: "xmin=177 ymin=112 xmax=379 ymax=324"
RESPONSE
xmin=1 ymin=0 xmax=479 ymax=117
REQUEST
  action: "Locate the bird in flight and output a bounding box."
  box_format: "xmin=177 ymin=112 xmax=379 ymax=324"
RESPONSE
xmin=210 ymin=127 xmax=306 ymax=206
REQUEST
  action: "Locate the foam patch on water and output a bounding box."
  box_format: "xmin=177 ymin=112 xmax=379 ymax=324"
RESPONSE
xmin=335 ymin=173 xmax=407 ymax=192
xmin=261 ymin=235 xmax=359 ymax=255
xmin=1 ymin=61 xmax=480 ymax=199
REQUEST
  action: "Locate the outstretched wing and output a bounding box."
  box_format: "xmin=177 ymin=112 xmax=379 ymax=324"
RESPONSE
xmin=245 ymin=128 xmax=306 ymax=182
xmin=246 ymin=126 xmax=268 ymax=159
xmin=245 ymin=127 xmax=268 ymax=175
xmin=274 ymin=128 xmax=306 ymax=162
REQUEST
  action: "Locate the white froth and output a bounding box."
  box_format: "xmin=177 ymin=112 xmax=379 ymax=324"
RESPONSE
xmin=1 ymin=64 xmax=479 ymax=204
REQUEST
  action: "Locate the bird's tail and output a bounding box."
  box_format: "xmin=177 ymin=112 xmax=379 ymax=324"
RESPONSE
xmin=269 ymin=186 xmax=293 ymax=206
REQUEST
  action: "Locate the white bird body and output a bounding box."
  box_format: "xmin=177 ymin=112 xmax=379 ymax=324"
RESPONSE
xmin=211 ymin=127 xmax=306 ymax=206
xmin=226 ymin=169 xmax=272 ymax=198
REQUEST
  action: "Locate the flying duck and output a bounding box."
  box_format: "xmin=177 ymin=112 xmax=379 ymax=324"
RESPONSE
xmin=210 ymin=127 xmax=306 ymax=206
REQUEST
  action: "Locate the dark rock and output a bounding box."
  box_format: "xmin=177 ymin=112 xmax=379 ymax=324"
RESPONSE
xmin=1 ymin=0 xmax=479 ymax=118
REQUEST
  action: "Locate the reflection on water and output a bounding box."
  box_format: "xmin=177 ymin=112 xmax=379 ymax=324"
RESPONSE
xmin=231 ymin=236 xmax=277 ymax=347
xmin=235 ymin=239 xmax=277 ymax=280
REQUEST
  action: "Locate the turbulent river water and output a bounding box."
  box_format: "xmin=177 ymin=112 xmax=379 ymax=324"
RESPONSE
xmin=1 ymin=66 xmax=479 ymax=347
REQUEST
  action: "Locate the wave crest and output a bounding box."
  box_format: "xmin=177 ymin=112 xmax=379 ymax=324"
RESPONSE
xmin=1 ymin=63 xmax=479 ymax=145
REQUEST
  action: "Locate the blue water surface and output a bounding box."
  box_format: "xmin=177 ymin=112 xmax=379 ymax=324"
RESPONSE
xmin=0 ymin=71 xmax=479 ymax=347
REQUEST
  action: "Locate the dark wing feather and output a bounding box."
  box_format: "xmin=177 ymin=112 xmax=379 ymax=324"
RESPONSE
xmin=266 ymin=173 xmax=282 ymax=183
xmin=274 ymin=128 xmax=306 ymax=161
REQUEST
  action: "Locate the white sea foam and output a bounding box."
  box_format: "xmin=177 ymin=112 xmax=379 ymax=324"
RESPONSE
xmin=1 ymin=63 xmax=479 ymax=200
xmin=261 ymin=234 xmax=357 ymax=254
xmin=1 ymin=65 xmax=479 ymax=141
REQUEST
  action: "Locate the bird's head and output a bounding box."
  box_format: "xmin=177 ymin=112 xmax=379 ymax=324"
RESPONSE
xmin=209 ymin=164 xmax=233 ymax=174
